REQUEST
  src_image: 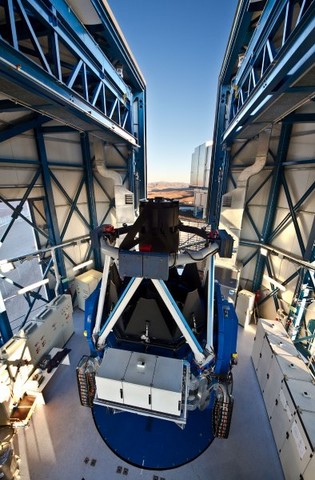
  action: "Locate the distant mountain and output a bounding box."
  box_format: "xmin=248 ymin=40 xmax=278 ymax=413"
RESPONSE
xmin=147 ymin=182 xmax=193 ymax=204
xmin=148 ymin=181 xmax=190 ymax=191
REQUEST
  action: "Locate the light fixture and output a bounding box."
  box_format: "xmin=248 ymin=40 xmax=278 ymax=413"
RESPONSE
xmin=18 ymin=278 xmax=49 ymax=295
xmin=263 ymin=274 xmax=286 ymax=292
xmin=0 ymin=260 xmax=15 ymax=273
xmin=250 ymin=95 xmax=272 ymax=116
xmin=73 ymin=260 xmax=93 ymax=272
xmin=260 ymin=247 xmax=268 ymax=256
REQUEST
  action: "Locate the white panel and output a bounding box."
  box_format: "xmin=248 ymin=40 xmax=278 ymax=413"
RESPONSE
xmin=51 ymin=171 xmax=85 ymax=206
xmin=285 ymin=379 xmax=315 ymax=413
xmin=280 ymin=416 xmax=314 ymax=480
xmin=0 ymin=135 xmax=37 ymax=160
xmin=270 ymin=379 xmax=296 ymax=450
xmin=123 ymin=352 xmax=157 ymax=409
xmin=44 ymin=133 xmax=82 ymax=165
xmin=151 ymin=356 xmax=183 ymax=416
xmin=288 ymin=128 xmax=315 ymax=163
xmin=303 ymin=456 xmax=315 ymax=480
xmin=48 ymin=294 xmax=74 ymax=344
xmin=263 ymin=355 xmax=283 ymax=416
xmin=96 ymin=349 xmax=132 ymax=403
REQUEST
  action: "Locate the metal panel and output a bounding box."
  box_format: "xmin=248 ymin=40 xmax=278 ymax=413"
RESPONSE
xmin=95 ymin=348 xmax=132 ymax=403
xmin=270 ymin=379 xmax=296 ymax=450
xmin=263 ymin=354 xmax=311 ymax=417
xmin=123 ymin=352 xmax=157 ymax=410
xmin=256 ymin=332 xmax=297 ymax=391
xmin=301 ymin=411 xmax=315 ymax=480
xmin=151 ymin=356 xmax=183 ymax=416
xmin=252 ymin=318 xmax=288 ymax=370
xmin=280 ymin=414 xmax=314 ymax=480
xmin=285 ymin=379 xmax=315 ymax=413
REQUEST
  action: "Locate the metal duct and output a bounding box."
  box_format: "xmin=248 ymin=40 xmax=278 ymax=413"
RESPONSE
xmin=218 ymin=128 xmax=272 ymax=268
xmin=94 ymin=141 xmax=122 ymax=187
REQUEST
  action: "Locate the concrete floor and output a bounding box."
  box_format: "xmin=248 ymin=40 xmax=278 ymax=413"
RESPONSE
xmin=16 ymin=310 xmax=284 ymax=480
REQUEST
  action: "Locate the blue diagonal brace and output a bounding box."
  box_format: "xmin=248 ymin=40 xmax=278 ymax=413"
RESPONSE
xmin=35 ymin=127 xmax=67 ymax=292
xmin=81 ymin=133 xmax=102 ymax=269
xmin=252 ymin=123 xmax=292 ymax=291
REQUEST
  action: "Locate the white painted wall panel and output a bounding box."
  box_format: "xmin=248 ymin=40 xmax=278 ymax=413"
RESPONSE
xmin=44 ymin=133 xmax=83 ymax=165
xmin=0 ymin=134 xmax=38 ymax=160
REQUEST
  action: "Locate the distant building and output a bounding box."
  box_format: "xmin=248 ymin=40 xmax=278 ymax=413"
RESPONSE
xmin=190 ymin=141 xmax=212 ymax=218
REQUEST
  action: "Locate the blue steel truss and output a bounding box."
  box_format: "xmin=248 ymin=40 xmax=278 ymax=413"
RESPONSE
xmin=0 ymin=0 xmax=147 ymax=340
xmin=208 ymin=0 xmax=315 ymax=357
xmin=0 ymin=0 xmax=145 ymax=147
xmin=207 ymin=0 xmax=315 ymax=228
xmin=224 ymin=0 xmax=314 ymax=142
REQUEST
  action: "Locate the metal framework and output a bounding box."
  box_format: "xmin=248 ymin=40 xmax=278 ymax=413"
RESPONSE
xmin=207 ymin=0 xmax=315 ymax=357
xmin=0 ymin=0 xmax=146 ymax=343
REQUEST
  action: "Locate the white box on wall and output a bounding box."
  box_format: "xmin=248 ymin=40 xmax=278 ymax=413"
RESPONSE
xmin=75 ymin=269 xmax=102 ymax=310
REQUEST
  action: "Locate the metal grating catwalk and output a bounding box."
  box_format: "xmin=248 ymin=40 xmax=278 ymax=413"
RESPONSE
xmin=15 ymin=309 xmax=284 ymax=480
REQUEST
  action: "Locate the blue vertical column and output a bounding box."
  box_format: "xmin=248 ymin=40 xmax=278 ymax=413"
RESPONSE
xmin=35 ymin=127 xmax=67 ymax=293
xmin=0 ymin=291 xmax=13 ymax=344
xmin=207 ymin=85 xmax=231 ymax=229
xmin=290 ymin=218 xmax=315 ymax=340
xmin=252 ymin=123 xmax=292 ymax=291
xmin=133 ymin=91 xmax=147 ymax=203
xmin=80 ymin=132 xmax=102 ymax=270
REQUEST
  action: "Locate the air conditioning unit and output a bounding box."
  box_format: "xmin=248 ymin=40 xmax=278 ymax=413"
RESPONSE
xmin=75 ymin=269 xmax=102 ymax=311
xmin=115 ymin=185 xmax=135 ymax=227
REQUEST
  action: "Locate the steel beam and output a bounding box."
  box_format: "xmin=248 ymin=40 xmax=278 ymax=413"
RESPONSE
xmin=59 ymin=177 xmax=86 ymax=239
xmin=265 ymin=255 xmax=280 ymax=311
xmin=133 ymin=91 xmax=147 ymax=202
xmin=0 ymin=169 xmax=41 ymax=245
xmin=97 ymin=277 xmax=143 ymax=347
xmin=49 ymin=171 xmax=90 ymax=230
xmin=81 ymin=133 xmax=102 ymax=270
xmin=0 ymin=291 xmax=13 ymax=344
xmin=0 ymin=0 xmax=138 ymax=145
xmin=0 ymin=113 xmax=50 ymax=143
xmin=207 ymin=85 xmax=231 ymax=228
xmin=281 ymin=174 xmax=305 ymax=256
xmin=270 ymin=180 xmax=315 ymax=241
xmin=242 ymin=248 xmax=258 ymax=268
xmin=0 ymin=194 xmax=49 ymax=241
xmin=258 ymin=270 xmax=299 ymax=306
xmin=252 ymin=123 xmax=292 ymax=291
xmin=223 ymin=0 xmax=315 ymax=142
xmin=152 ymin=279 xmax=205 ymax=364
xmin=35 ymin=127 xmax=67 ymax=292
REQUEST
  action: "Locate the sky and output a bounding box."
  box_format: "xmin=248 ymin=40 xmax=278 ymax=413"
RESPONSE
xmin=107 ymin=0 xmax=238 ymax=183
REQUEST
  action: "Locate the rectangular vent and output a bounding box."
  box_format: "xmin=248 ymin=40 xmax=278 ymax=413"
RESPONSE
xmin=222 ymin=195 xmax=232 ymax=208
xmin=125 ymin=194 xmax=133 ymax=205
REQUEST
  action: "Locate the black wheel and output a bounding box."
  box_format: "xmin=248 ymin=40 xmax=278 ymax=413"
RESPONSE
xmin=212 ymin=394 xmax=234 ymax=439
